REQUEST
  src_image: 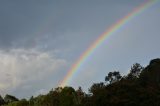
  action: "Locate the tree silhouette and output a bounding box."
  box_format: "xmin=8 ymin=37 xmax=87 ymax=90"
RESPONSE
xmin=127 ymin=63 xmax=143 ymax=79
xmin=105 ymin=71 xmax=122 ymax=84
xmin=0 ymin=95 xmax=5 ymax=105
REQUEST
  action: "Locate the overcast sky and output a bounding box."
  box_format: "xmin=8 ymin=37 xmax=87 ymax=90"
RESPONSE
xmin=0 ymin=0 xmax=160 ymax=98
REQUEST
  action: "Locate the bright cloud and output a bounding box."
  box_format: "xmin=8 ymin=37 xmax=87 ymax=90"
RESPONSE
xmin=0 ymin=49 xmax=67 ymax=97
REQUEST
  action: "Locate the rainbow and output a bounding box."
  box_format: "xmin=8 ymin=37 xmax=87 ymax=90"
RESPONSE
xmin=59 ymin=0 xmax=158 ymax=87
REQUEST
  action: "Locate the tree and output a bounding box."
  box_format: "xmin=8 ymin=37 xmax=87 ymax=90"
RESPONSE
xmin=4 ymin=94 xmax=19 ymax=104
xmin=29 ymin=96 xmax=34 ymax=106
xmin=59 ymin=87 xmax=76 ymax=106
xmin=105 ymin=71 xmax=122 ymax=84
xmin=140 ymin=58 xmax=160 ymax=86
xmin=127 ymin=63 xmax=143 ymax=79
xmin=75 ymin=87 xmax=85 ymax=105
xmin=89 ymin=82 xmax=105 ymax=95
xmin=0 ymin=95 xmax=5 ymax=105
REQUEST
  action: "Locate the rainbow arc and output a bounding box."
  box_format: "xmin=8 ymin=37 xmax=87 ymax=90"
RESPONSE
xmin=59 ymin=0 xmax=158 ymax=87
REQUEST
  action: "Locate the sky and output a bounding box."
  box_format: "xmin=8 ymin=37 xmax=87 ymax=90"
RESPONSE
xmin=0 ymin=0 xmax=160 ymax=98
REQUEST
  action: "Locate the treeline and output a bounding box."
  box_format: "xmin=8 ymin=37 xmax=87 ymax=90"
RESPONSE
xmin=1 ymin=58 xmax=160 ymax=106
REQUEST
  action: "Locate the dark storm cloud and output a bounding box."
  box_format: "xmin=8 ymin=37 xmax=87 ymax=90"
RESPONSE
xmin=0 ymin=0 xmax=54 ymax=48
xmin=0 ymin=0 xmax=146 ymax=49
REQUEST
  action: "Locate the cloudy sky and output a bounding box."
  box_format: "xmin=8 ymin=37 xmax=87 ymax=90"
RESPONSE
xmin=0 ymin=0 xmax=160 ymax=98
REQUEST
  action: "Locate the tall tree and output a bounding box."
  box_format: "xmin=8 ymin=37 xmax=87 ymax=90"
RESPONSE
xmin=105 ymin=71 xmax=122 ymax=84
xmin=127 ymin=63 xmax=143 ymax=79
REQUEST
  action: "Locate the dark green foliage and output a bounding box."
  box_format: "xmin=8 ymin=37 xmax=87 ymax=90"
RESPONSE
xmin=4 ymin=99 xmax=28 ymax=106
xmin=59 ymin=87 xmax=76 ymax=106
xmin=0 ymin=95 xmax=5 ymax=105
xmin=89 ymin=82 xmax=105 ymax=95
xmin=2 ymin=58 xmax=160 ymax=106
xmin=140 ymin=58 xmax=160 ymax=87
xmin=4 ymin=94 xmax=19 ymax=104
